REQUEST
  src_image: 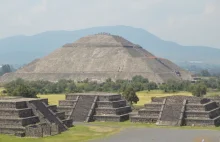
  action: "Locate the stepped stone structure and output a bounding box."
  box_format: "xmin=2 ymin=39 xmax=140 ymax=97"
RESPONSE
xmin=0 ymin=97 xmax=73 ymax=137
xmin=0 ymin=33 xmax=192 ymax=84
xmin=57 ymin=93 xmax=131 ymax=122
xmin=131 ymin=96 xmax=220 ymax=126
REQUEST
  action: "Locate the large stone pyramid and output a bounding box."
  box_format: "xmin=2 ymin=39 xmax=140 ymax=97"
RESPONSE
xmin=0 ymin=33 xmax=192 ymax=83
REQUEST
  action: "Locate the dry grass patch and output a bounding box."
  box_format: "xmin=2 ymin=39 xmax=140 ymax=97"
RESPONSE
xmin=37 ymin=94 xmax=65 ymax=105
xmin=135 ymin=90 xmax=192 ymax=106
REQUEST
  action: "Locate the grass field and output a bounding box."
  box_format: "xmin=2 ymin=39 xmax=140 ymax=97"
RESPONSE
xmin=134 ymin=90 xmax=192 ymax=106
xmin=37 ymin=90 xmax=192 ymax=106
xmin=37 ymin=94 xmax=65 ymax=105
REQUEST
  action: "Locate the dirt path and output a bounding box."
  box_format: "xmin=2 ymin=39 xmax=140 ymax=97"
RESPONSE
xmin=90 ymin=127 xmax=220 ymax=142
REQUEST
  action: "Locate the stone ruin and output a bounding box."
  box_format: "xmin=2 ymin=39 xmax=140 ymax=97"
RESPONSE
xmin=57 ymin=93 xmax=132 ymax=122
xmin=131 ymin=96 xmax=220 ymax=126
xmin=0 ymin=97 xmax=73 ymax=137
xmin=0 ymin=34 xmax=193 ymax=84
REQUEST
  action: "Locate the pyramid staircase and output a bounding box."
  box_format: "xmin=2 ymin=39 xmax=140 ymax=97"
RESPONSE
xmin=131 ymin=96 xmax=220 ymax=126
xmin=0 ymin=98 xmax=73 ymax=137
xmin=57 ymin=93 xmax=132 ymax=122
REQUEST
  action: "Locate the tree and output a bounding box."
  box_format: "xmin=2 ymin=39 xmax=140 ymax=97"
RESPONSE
xmin=147 ymin=82 xmax=158 ymax=91
xmin=0 ymin=64 xmax=13 ymax=76
xmin=200 ymin=70 xmax=211 ymax=77
xmin=4 ymin=78 xmax=37 ymax=98
xmin=191 ymin=83 xmax=207 ymax=97
xmin=66 ymin=82 xmax=77 ymax=93
xmin=12 ymin=84 xmax=37 ymax=98
xmin=122 ymin=87 xmax=139 ymax=105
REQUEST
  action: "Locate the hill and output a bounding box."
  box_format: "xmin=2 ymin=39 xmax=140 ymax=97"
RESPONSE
xmin=0 ymin=25 xmax=220 ymax=65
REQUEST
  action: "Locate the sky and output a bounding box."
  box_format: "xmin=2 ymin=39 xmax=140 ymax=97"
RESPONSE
xmin=0 ymin=0 xmax=219 ymax=48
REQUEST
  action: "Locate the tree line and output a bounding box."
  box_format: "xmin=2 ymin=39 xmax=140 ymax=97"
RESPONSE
xmin=3 ymin=75 xmax=220 ymax=103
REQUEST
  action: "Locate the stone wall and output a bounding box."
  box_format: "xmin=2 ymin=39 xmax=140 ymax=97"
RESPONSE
xmin=132 ymin=95 xmax=220 ymax=127
xmin=0 ymin=98 xmax=73 ymax=137
xmin=96 ymin=106 xmax=131 ymax=115
xmin=59 ymin=93 xmax=131 ymax=122
xmin=97 ymin=100 xmax=126 ymax=108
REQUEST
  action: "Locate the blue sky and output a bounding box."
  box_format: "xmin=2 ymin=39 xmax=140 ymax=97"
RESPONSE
xmin=0 ymin=0 xmax=219 ymax=48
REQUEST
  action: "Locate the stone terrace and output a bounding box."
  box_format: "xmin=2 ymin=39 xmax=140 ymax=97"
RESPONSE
xmin=131 ymin=96 xmax=220 ymax=127
xmin=57 ymin=93 xmax=131 ymax=122
xmin=0 ymin=97 xmax=73 ymax=137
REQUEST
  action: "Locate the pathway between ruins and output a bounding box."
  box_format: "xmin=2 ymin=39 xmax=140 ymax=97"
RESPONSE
xmin=90 ymin=127 xmax=220 ymax=142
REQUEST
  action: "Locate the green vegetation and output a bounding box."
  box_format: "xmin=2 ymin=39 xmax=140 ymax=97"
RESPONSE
xmin=4 ymin=78 xmax=37 ymax=98
xmin=122 ymin=87 xmax=139 ymax=105
xmin=3 ymin=75 xmax=220 ymax=101
xmin=0 ymin=64 xmax=13 ymax=76
xmin=191 ymin=82 xmax=207 ymax=97
xmin=0 ymin=125 xmax=120 ymax=142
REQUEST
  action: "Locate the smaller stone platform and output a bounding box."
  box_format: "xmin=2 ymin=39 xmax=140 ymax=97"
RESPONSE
xmin=131 ymin=96 xmax=220 ymax=127
xmin=57 ymin=93 xmax=132 ymax=122
xmin=0 ymin=97 xmax=73 ymax=137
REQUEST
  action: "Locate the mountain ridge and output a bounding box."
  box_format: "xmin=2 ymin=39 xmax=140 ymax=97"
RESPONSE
xmin=0 ymin=25 xmax=219 ymax=65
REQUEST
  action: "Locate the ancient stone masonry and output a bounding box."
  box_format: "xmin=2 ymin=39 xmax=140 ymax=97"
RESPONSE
xmin=0 ymin=34 xmax=192 ymax=84
xmin=57 ymin=93 xmax=131 ymax=122
xmin=0 ymin=97 xmax=73 ymax=137
xmin=131 ymin=96 xmax=220 ymax=127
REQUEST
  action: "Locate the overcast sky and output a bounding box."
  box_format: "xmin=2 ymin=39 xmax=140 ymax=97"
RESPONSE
xmin=0 ymin=0 xmax=219 ymax=48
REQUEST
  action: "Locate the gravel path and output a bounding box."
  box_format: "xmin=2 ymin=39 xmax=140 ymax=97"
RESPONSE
xmin=91 ymin=128 xmax=220 ymax=142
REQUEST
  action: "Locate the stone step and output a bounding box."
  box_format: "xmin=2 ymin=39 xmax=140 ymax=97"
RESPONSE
xmin=99 ymin=95 xmax=122 ymax=101
xmin=0 ymin=108 xmax=34 ymax=118
xmin=93 ymin=114 xmax=129 ymax=122
xmin=185 ymin=107 xmax=220 ymax=119
xmin=70 ymin=95 xmax=96 ymax=122
xmin=57 ymin=106 xmax=74 ymax=116
xmin=138 ymin=109 xmax=160 ymax=117
xmin=184 ymin=115 xmax=220 ymax=126
xmin=96 ymin=106 xmax=131 ymax=115
xmin=130 ymin=115 xmax=158 ymax=123
xmin=0 ymin=101 xmax=27 ymax=109
xmin=47 ymin=105 xmax=57 ymax=112
xmin=97 ymin=100 xmax=126 ymax=108
xmin=59 ymin=100 xmax=76 ymax=106
xmin=62 ymin=119 xmax=73 ymax=128
xmin=0 ymin=116 xmax=40 ymax=126
xmin=144 ymin=103 xmax=162 ymax=110
xmin=186 ymin=101 xmax=218 ymax=111
xmin=55 ymin=112 xmax=66 ymax=120
xmin=65 ymin=95 xmax=78 ymax=100
xmin=0 ymin=125 xmax=25 ymax=136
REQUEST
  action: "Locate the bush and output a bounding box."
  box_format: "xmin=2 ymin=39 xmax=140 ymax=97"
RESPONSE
xmin=122 ymin=87 xmax=139 ymax=105
xmin=4 ymin=78 xmax=37 ymax=98
xmin=191 ymin=83 xmax=207 ymax=97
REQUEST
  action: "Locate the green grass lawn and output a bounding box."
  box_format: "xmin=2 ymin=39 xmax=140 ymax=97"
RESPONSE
xmin=0 ymin=125 xmax=121 ymax=142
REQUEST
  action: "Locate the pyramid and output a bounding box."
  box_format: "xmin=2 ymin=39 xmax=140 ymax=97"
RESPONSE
xmin=0 ymin=33 xmax=192 ymax=83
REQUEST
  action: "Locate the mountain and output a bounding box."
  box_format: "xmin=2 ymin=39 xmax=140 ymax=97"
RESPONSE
xmin=0 ymin=34 xmax=192 ymax=83
xmin=0 ymin=25 xmax=220 ymax=65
